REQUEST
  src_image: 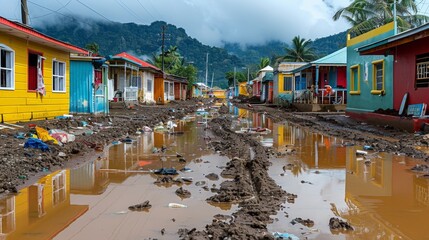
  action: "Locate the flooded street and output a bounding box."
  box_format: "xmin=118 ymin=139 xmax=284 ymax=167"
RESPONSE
xmin=1 ymin=107 xmax=429 ymax=239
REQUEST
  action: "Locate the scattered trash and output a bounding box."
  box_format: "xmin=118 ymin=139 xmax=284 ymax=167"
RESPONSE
xmin=24 ymin=138 xmax=50 ymax=152
xmin=363 ymin=145 xmax=373 ymax=150
xmin=80 ymin=121 xmax=88 ymax=127
xmin=49 ymin=129 xmax=75 ymax=143
xmin=180 ymin=167 xmax=192 ymax=172
xmin=180 ymin=177 xmax=193 ymax=182
xmin=300 ymin=180 xmax=313 ymax=185
xmin=58 ymin=152 xmax=67 ymax=157
xmin=153 ymin=168 xmax=178 ymax=175
xmin=356 ymin=150 xmax=368 ymax=156
xmin=36 ymin=127 xmax=59 ymax=145
xmin=168 ymin=203 xmax=188 ymax=208
xmin=112 ymin=141 xmax=120 ymax=145
xmin=14 ymin=132 xmax=25 ymax=139
xmin=128 ymin=200 xmax=152 ymax=211
xmin=113 ymin=211 xmax=128 ymax=215
xmin=273 ymin=232 xmax=300 ymax=240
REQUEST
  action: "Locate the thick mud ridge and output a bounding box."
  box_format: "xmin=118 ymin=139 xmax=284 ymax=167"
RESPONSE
xmin=181 ymin=106 xmax=287 ymax=239
xmin=236 ymin=102 xmax=429 ymax=161
xmin=0 ymin=99 xmax=207 ymax=196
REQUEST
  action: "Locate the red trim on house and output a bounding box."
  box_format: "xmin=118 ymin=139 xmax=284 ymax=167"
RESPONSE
xmin=0 ymin=17 xmax=88 ymax=54
xmin=115 ymin=52 xmax=160 ymax=71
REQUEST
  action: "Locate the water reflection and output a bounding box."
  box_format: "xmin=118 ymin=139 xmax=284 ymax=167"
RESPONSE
xmin=0 ymin=170 xmax=88 ymax=240
xmin=265 ymin=114 xmax=429 ymax=239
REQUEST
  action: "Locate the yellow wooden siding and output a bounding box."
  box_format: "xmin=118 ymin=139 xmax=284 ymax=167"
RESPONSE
xmin=0 ymin=34 xmax=70 ymax=122
xmin=278 ymin=73 xmax=293 ymax=94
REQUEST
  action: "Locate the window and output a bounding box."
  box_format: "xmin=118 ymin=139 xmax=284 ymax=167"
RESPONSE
xmin=52 ymin=60 xmax=66 ymax=92
xmin=52 ymin=171 xmax=66 ymax=206
xmin=350 ymin=64 xmax=360 ymax=95
xmin=283 ymin=76 xmax=292 ymax=91
xmin=371 ymin=60 xmax=384 ymax=94
xmin=416 ymin=53 xmax=429 ymax=88
xmin=147 ymin=78 xmax=152 ymax=92
xmin=0 ymin=45 xmax=14 ymax=89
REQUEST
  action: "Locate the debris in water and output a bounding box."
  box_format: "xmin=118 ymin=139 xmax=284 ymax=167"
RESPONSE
xmin=128 ymin=200 xmax=152 ymax=211
xmin=329 ymin=217 xmax=354 ymax=231
xmin=175 ymin=187 xmax=191 ymax=198
xmin=168 ymin=203 xmax=188 ymax=208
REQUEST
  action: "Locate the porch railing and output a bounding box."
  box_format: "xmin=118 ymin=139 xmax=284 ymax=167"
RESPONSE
xmin=124 ymin=87 xmax=138 ymax=101
xmin=293 ymin=88 xmax=347 ymax=104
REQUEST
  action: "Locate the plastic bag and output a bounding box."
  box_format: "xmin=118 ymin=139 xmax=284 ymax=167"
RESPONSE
xmin=36 ymin=127 xmax=59 ymax=145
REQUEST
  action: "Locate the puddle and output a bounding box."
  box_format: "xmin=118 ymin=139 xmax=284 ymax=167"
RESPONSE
xmin=266 ymin=120 xmax=429 ymax=240
xmin=2 ymin=106 xmax=429 ymax=239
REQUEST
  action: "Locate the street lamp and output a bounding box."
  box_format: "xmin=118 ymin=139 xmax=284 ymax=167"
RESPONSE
xmin=242 ymin=67 xmax=250 ymax=84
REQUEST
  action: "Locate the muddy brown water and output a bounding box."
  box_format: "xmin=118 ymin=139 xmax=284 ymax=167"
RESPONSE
xmin=1 ymin=106 xmax=428 ymax=239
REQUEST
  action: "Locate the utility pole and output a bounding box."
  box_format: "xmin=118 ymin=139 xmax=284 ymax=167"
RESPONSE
xmin=233 ymin=67 xmax=236 ymax=97
xmin=21 ymin=0 xmax=29 ymax=25
xmin=205 ymin=53 xmax=209 ymax=94
xmin=161 ymin=25 xmax=166 ymax=73
xmin=393 ymin=0 xmax=397 ymax=34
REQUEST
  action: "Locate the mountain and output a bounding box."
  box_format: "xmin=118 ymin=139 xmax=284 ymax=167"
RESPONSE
xmin=37 ymin=17 xmax=242 ymax=88
xmin=312 ymin=31 xmax=347 ymax=56
xmin=37 ymin=17 xmax=346 ymax=88
xmin=223 ymin=32 xmax=347 ymax=66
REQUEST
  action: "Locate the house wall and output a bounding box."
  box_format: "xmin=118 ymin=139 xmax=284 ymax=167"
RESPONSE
xmin=393 ymin=37 xmax=429 ymax=111
xmin=238 ymin=82 xmax=248 ymax=96
xmin=346 ymin=22 xmax=395 ymax=113
xmin=274 ymin=72 xmax=294 ymax=104
xmin=0 ymin=34 xmax=71 ymax=122
xmin=154 ymin=75 xmax=164 ymax=104
xmin=337 ymin=66 xmax=347 ymax=88
xmin=143 ymin=71 xmax=155 ymax=102
xmin=70 ymin=60 xmax=93 ymax=114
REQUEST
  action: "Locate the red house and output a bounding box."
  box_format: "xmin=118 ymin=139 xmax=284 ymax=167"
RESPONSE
xmin=358 ymin=23 xmax=429 ymax=115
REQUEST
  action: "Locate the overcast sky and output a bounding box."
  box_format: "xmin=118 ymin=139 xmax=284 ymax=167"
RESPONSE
xmin=1 ymin=0 xmax=353 ymax=47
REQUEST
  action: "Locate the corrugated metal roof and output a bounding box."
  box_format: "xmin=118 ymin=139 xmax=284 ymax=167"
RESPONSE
xmin=291 ymin=47 xmax=347 ymax=73
xmin=312 ymin=47 xmax=346 ymax=65
xmin=114 ymin=52 xmax=160 ymax=71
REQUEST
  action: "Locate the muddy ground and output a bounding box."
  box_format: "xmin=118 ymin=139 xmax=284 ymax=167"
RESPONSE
xmin=1 ymin=97 xmax=429 ymax=239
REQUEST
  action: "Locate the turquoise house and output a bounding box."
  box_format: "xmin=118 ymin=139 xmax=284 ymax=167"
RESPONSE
xmin=70 ymin=55 xmax=109 ymax=114
xmin=346 ymin=22 xmax=395 ymax=113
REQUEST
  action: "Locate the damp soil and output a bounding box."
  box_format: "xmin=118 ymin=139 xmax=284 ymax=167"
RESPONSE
xmin=1 ymin=97 xmax=429 ymax=239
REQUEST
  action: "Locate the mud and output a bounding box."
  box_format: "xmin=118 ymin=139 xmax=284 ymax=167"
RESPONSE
xmin=181 ymin=106 xmax=287 ymax=239
xmin=0 ymin=99 xmax=209 ymax=195
xmin=234 ymin=102 xmax=429 ymax=161
xmin=2 ymin=97 xmax=429 ymax=239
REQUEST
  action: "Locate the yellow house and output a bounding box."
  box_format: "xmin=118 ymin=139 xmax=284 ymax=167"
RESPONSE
xmin=0 ymin=17 xmax=88 ymax=123
xmin=238 ymin=81 xmax=249 ymax=96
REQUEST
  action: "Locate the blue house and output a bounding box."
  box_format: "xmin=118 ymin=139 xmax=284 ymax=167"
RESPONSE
xmin=346 ymin=22 xmax=395 ymax=114
xmin=70 ymin=55 xmax=109 ymax=114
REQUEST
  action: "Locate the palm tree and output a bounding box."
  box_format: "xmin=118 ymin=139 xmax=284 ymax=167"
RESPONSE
xmin=258 ymin=57 xmax=270 ymax=69
xmin=279 ymin=36 xmax=316 ymax=62
xmin=333 ymin=0 xmax=429 ymax=36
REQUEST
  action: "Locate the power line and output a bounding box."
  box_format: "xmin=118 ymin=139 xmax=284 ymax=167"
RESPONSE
xmin=27 ymin=0 xmax=97 ymax=28
xmin=31 ymin=0 xmax=72 ymax=19
xmin=115 ymin=0 xmax=146 ymax=23
xmin=136 ymin=0 xmax=155 ymax=19
xmin=75 ymin=0 xmax=113 ymax=22
xmin=147 ymin=0 xmax=163 ymax=19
